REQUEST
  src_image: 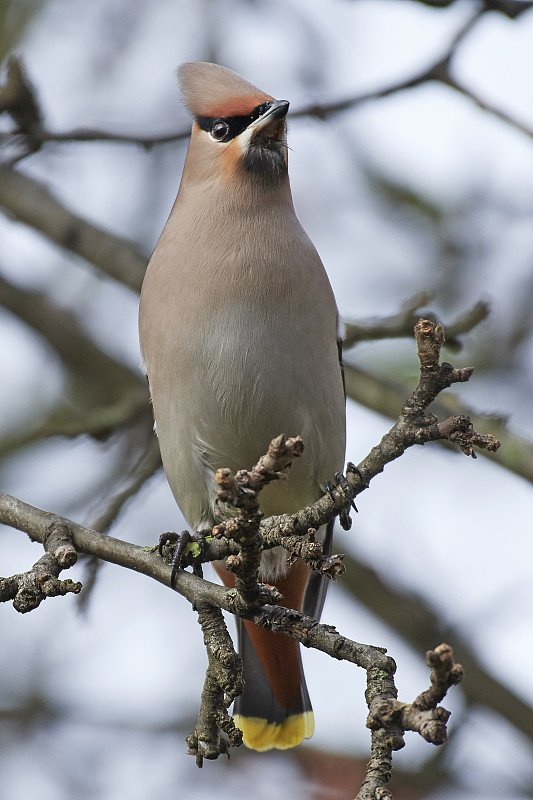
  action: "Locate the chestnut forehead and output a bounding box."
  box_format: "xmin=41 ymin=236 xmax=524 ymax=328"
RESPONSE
xmin=202 ymin=93 xmax=274 ymax=118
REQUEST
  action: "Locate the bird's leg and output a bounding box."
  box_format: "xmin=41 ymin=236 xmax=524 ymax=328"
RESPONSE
xmin=324 ymin=478 xmax=351 ymax=531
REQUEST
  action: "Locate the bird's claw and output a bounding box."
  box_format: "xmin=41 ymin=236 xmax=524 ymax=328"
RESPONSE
xmin=159 ymin=531 xmax=179 ymax=557
xmin=159 ymin=530 xmax=205 ymax=586
xmin=324 ymin=480 xmax=336 ymax=502
xmin=326 ymin=467 xmax=361 ymax=531
xmin=346 ymin=461 xmax=366 ymax=486
xmin=334 ymin=471 xmax=350 ymax=492
xmin=334 ymin=470 xmax=358 ymax=514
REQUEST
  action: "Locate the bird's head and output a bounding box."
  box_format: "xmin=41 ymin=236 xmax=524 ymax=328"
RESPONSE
xmin=178 ymin=62 xmax=289 ymax=189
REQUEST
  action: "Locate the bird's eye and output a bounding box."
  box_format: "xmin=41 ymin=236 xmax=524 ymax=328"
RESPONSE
xmin=211 ymin=120 xmax=229 ymax=141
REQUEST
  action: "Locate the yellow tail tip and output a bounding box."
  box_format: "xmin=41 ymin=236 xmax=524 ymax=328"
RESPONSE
xmin=233 ymin=711 xmax=315 ymax=751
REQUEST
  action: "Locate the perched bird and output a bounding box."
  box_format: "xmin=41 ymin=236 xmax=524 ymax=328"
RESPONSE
xmin=139 ymin=62 xmax=346 ymax=751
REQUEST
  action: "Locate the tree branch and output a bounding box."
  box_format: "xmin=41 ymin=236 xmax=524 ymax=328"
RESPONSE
xmin=343 ymin=362 xmax=532 ymax=484
xmin=0 ymin=518 xmax=80 ymax=612
xmin=187 ymin=603 xmax=244 ymax=766
xmin=342 ymin=553 xmax=533 ymax=744
xmin=413 ymin=0 xmax=533 ymax=17
xmin=0 ymin=317 xmax=499 ymax=795
xmin=343 ymin=294 xmax=491 ymax=351
xmin=3 ymin=8 xmax=532 ymax=162
xmin=0 ymin=165 xmax=147 ymax=292
xmin=0 ymin=272 xmax=144 ymax=399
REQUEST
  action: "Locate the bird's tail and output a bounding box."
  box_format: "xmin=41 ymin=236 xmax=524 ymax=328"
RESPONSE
xmin=231 ymin=519 xmax=334 ymax=750
xmin=232 ymin=617 xmax=314 ymax=751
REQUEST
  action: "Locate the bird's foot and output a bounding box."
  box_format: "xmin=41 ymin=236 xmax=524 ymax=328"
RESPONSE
xmin=325 ymin=467 xmax=362 ymax=531
xmin=324 ymin=480 xmax=337 ymax=503
xmin=334 ymin=471 xmax=357 ymax=511
xmin=346 ymin=461 xmax=366 ymax=484
xmin=159 ymin=530 xmax=206 ymax=586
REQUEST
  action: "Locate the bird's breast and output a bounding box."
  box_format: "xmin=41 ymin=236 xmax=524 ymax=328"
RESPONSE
xmin=139 ymin=195 xmax=345 ymax=529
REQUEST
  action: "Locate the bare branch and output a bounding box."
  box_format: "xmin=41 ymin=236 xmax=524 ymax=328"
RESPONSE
xmin=212 ymin=434 xmax=305 ymax=611
xmin=357 ymin=644 xmax=462 ymax=799
xmin=0 ymin=56 xmax=43 ymax=144
xmin=482 ymin=0 xmax=533 ymax=17
xmin=451 ymin=76 xmax=533 ymax=142
xmin=414 ymin=0 xmax=533 ymax=16
xmin=0 ymin=318 xmax=498 ymax=793
xmin=157 ymin=319 xmax=502 ymax=579
xmin=343 ymin=295 xmax=490 ymax=351
xmin=37 ymin=126 xmax=191 ymax=148
xmin=43 ymin=521 xmax=78 ymax=568
xmin=187 ymin=604 xmax=244 ymax=766
xmin=342 ymin=553 xmax=533 ymax=744
xmin=414 ymin=644 xmax=464 ymax=712
xmin=0 ymin=552 xmax=82 ymax=613
xmin=0 ymin=489 xmax=460 ymax=794
xmin=0 ymin=272 xmax=144 ymax=399
xmin=261 ymin=320 xmax=500 ymax=546
xmin=3 ymin=8 xmax=531 ymax=161
xmin=343 ymin=363 xmax=533 ymax=484
xmin=289 ymin=7 xmax=482 ymax=118
xmin=0 ymin=516 xmax=81 ymax=613
xmin=0 ymin=492 xmax=390 ymax=673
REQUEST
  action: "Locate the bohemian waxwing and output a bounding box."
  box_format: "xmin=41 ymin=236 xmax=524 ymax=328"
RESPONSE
xmin=139 ymin=61 xmax=346 ymax=751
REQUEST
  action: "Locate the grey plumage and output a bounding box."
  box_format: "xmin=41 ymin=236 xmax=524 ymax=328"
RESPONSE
xmin=139 ymin=62 xmax=346 ymax=751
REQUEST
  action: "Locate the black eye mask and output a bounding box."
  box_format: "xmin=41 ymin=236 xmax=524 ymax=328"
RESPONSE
xmin=196 ymin=102 xmax=273 ymax=143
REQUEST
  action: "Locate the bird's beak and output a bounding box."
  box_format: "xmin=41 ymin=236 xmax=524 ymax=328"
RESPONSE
xmin=250 ymin=100 xmax=290 ymax=137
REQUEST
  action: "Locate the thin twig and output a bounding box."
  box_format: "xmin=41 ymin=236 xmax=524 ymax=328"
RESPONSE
xmin=343 ymin=295 xmax=490 ymax=351
xmin=343 ymin=362 xmax=532 ymax=483
xmin=3 ymin=8 xmax=532 ymax=159
xmin=78 ymin=434 xmax=162 ymax=611
xmin=342 ymin=553 xmax=533 ymax=744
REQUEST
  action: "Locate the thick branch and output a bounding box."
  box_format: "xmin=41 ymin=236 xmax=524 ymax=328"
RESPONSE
xmin=0 ymin=491 xmax=390 ymax=673
xmin=0 ymin=56 xmax=42 ymax=144
xmin=0 ymin=491 xmax=457 ymax=795
xmin=0 ymin=272 xmax=145 ymax=403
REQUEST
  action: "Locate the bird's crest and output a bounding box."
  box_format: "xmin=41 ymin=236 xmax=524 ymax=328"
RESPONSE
xmin=178 ymin=62 xmax=274 ymax=119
